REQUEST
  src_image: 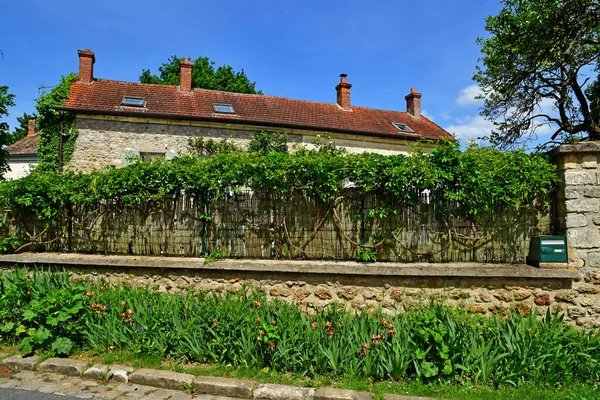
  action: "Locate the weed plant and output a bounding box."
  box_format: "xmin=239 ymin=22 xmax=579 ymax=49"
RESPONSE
xmin=1 ymin=268 xmax=600 ymax=388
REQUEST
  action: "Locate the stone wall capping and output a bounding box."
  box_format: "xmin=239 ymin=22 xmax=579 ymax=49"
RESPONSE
xmin=552 ymin=141 xmax=600 ymax=154
xmin=0 ymin=253 xmax=578 ymax=280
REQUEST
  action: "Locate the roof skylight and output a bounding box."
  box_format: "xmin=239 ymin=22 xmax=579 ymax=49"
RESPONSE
xmin=121 ymin=96 xmax=145 ymax=107
xmin=213 ymin=104 xmax=235 ymax=114
xmin=392 ymin=122 xmax=415 ymax=134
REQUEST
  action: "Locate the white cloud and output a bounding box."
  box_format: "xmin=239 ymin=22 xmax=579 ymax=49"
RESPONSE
xmin=444 ymin=115 xmax=495 ymax=141
xmin=456 ymin=84 xmax=484 ymax=106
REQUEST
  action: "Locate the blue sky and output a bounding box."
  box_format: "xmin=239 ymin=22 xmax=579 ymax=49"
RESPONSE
xmin=1 ymin=0 xmax=504 ymax=144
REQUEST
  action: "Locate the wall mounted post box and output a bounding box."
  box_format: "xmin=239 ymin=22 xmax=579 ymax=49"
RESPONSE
xmin=526 ymin=236 xmax=568 ymax=267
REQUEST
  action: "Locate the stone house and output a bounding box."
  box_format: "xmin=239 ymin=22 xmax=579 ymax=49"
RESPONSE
xmin=60 ymin=49 xmax=452 ymax=172
xmin=4 ymin=119 xmax=40 ymax=180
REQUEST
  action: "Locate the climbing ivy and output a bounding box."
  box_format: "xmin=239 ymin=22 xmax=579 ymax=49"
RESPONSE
xmin=35 ymin=73 xmax=79 ymax=171
xmin=0 ymin=139 xmax=557 ymax=231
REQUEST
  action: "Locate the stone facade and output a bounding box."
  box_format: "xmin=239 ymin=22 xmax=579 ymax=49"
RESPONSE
xmin=67 ymin=116 xmax=418 ymax=172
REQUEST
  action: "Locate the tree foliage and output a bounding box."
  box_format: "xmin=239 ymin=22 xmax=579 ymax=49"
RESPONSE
xmin=140 ymin=56 xmax=261 ymax=94
xmin=475 ymin=0 xmax=600 ymax=148
xmin=35 ymin=74 xmax=79 ymax=171
xmin=0 ymin=86 xmax=16 ymax=179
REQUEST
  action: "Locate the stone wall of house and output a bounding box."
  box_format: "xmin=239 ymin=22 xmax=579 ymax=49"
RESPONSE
xmin=554 ymin=142 xmax=600 ymax=279
xmin=67 ymin=117 xmax=414 ymax=172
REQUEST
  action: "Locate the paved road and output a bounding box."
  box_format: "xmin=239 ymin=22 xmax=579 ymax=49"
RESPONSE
xmin=0 ymin=388 xmax=83 ymax=399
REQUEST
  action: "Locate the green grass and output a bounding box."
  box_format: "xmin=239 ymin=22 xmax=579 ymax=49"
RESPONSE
xmin=82 ymin=348 xmax=600 ymax=400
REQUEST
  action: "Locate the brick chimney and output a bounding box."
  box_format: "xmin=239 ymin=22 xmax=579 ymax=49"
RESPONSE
xmin=179 ymin=58 xmax=193 ymax=93
xmin=405 ymin=88 xmax=422 ymax=118
xmin=336 ymin=74 xmax=352 ymax=110
xmin=77 ymin=49 xmax=95 ymax=83
xmin=27 ymin=119 xmax=38 ymax=137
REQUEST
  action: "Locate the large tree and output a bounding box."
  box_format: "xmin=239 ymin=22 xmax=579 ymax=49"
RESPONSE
xmin=0 ymin=86 xmax=15 ymax=178
xmin=140 ymin=56 xmax=261 ymax=94
xmin=475 ymin=0 xmax=600 ymax=148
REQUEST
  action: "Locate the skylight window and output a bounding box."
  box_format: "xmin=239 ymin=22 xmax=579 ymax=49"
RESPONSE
xmin=392 ymin=122 xmax=415 ymax=134
xmin=213 ymin=104 xmax=235 ymax=114
xmin=121 ymin=96 xmax=145 ymax=107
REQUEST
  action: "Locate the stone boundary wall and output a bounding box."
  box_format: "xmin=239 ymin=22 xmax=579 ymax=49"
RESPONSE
xmin=5 ymin=253 xmax=600 ymax=328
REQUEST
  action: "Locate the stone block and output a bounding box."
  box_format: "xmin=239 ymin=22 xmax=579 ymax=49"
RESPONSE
xmin=191 ymin=375 xmax=255 ymax=398
xmin=580 ymin=298 xmax=595 ymax=307
xmin=564 ymin=170 xmax=596 ymax=185
xmin=253 ymin=384 xmax=315 ymax=400
xmin=584 ymin=188 xmax=600 ymax=198
xmin=269 ymin=287 xmax=292 ymax=297
xmin=129 ymin=368 xmax=194 ymax=391
xmin=566 ymin=198 xmax=600 ymax=213
xmin=83 ymin=364 xmax=110 ymax=380
xmin=314 ymin=387 xmax=373 ymax=400
xmin=574 ymin=284 xmax=600 ymax=294
xmin=566 ymin=213 xmax=588 ymax=228
xmin=555 ymin=290 xmax=578 ymax=304
xmin=589 ymin=252 xmax=600 ymax=268
xmin=568 ymin=229 xmax=600 ymax=249
xmin=0 ymin=355 xmax=39 ymax=371
xmin=513 ymin=289 xmax=532 ymax=301
xmin=337 ymin=287 xmax=358 ymax=300
xmin=535 ymin=293 xmax=551 ymax=305
xmin=568 ymin=306 xmax=587 ymax=319
xmin=315 ymin=287 xmax=333 ymax=300
xmin=562 ymin=154 xmax=579 ymax=169
xmin=564 ymin=188 xmax=580 ymax=199
xmin=109 ymin=364 xmax=134 ymax=383
xmin=582 ymin=155 xmax=598 ymax=169
xmin=37 ymin=358 xmax=88 ymax=376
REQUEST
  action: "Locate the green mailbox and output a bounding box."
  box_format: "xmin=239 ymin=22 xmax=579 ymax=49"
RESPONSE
xmin=526 ymin=236 xmax=568 ymax=267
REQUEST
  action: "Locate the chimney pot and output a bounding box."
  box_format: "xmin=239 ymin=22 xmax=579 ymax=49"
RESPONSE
xmin=405 ymin=88 xmax=422 ymax=118
xmin=27 ymin=119 xmax=38 ymax=137
xmin=335 ymin=73 xmax=352 ymax=109
xmin=77 ymin=49 xmax=95 ymax=83
xmin=179 ymin=57 xmax=193 ymax=93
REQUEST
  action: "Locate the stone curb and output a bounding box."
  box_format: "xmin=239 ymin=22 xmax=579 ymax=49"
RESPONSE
xmin=0 ymin=353 xmax=434 ymax=400
xmin=37 ymin=357 xmax=88 ymax=376
xmin=82 ymin=363 xmax=133 ymax=383
xmin=254 ymin=383 xmax=316 ymax=399
xmin=0 ymin=354 xmax=40 ymax=371
xmin=128 ymin=368 xmax=194 ymax=391
xmin=191 ymin=375 xmax=256 ymax=398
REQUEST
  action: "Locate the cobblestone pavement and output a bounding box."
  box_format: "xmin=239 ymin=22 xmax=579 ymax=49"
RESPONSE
xmin=0 ymin=370 xmax=235 ymax=399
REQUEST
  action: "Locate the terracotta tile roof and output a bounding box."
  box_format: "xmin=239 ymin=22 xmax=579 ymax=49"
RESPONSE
xmin=5 ymin=134 xmax=40 ymax=156
xmin=62 ymin=79 xmax=452 ymax=141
